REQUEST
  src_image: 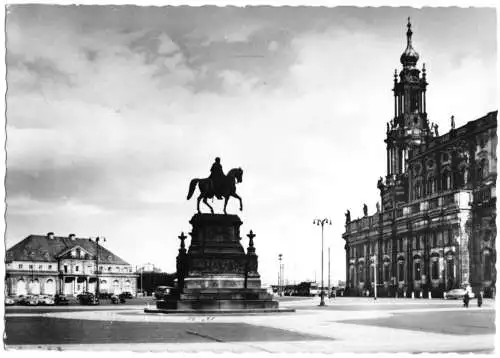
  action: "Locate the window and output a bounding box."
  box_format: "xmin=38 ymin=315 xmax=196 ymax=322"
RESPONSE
xmin=427 ymin=175 xmax=436 ymax=194
xmin=431 ymin=261 xmax=439 ymax=280
xmin=443 ymin=230 xmax=449 ymax=246
xmin=39 ymin=265 xmax=43 ymax=270
xmin=484 ymin=253 xmax=492 ymax=281
xmin=414 ymin=261 xmax=421 ymax=280
xmin=108 ymin=266 xmax=112 ymax=271
xmin=384 ymin=265 xmax=390 ymax=282
xmin=75 ymin=266 xmax=79 ymax=272
xmin=29 ymin=264 xmax=33 ymax=269
xmin=460 ymin=167 xmax=469 ymax=185
xmin=18 ymin=264 xmax=23 ymax=269
xmin=442 ymin=170 xmax=451 ymax=191
xmin=398 ymin=261 xmax=405 ymax=281
xmin=446 ymin=259 xmax=454 ymax=280
xmin=64 ymin=265 xmax=68 ymax=273
xmin=76 ymin=248 xmax=81 ymax=258
xmin=48 ymin=265 xmax=52 ymax=270
xmin=432 ymin=233 xmax=437 ymax=247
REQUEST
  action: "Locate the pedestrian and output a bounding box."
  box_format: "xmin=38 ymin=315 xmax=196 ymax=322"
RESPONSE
xmin=477 ymin=291 xmax=483 ymax=308
xmin=463 ymin=292 xmax=470 ymax=308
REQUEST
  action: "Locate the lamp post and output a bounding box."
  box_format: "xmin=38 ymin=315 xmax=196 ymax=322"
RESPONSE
xmin=278 ymin=254 xmax=283 ymax=296
xmin=89 ymin=236 xmax=106 ymax=297
xmin=314 ymin=218 xmax=331 ymax=306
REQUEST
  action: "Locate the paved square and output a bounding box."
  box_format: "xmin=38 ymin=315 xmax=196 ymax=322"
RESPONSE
xmin=4 ymin=297 xmax=496 ymax=353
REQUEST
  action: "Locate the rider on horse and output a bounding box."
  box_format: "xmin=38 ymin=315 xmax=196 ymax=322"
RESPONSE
xmin=209 ymin=157 xmax=225 ymax=199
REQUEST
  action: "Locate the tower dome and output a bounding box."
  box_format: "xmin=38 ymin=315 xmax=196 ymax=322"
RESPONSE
xmin=400 ymin=17 xmax=419 ymax=68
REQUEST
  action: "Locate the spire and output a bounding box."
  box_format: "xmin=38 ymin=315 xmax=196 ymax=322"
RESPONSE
xmin=406 ymin=17 xmax=413 ymax=47
xmin=400 ymin=17 xmax=419 ymax=68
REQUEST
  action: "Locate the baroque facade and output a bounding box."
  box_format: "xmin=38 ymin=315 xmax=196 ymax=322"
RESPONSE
xmin=5 ymin=233 xmax=138 ymax=297
xmin=342 ymin=19 xmax=497 ymax=298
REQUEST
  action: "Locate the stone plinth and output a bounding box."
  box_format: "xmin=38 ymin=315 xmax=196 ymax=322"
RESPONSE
xmin=156 ymin=214 xmax=283 ymax=312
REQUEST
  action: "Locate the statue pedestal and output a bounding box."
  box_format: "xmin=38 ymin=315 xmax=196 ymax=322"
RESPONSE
xmin=156 ymin=214 xmax=283 ymax=312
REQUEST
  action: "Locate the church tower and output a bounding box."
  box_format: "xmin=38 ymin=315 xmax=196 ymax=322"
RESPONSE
xmin=381 ymin=18 xmax=431 ymax=210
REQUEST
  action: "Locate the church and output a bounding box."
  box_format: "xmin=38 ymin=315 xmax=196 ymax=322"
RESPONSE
xmin=342 ymin=19 xmax=497 ymax=298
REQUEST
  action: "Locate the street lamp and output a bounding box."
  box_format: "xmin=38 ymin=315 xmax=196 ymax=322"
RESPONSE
xmin=313 ymin=218 xmax=331 ymax=306
xmin=89 ymin=236 xmax=106 ymax=297
xmin=278 ymin=254 xmax=283 ymax=296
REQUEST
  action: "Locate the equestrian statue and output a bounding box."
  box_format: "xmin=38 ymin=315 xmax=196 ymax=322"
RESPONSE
xmin=187 ymin=157 xmax=243 ymax=214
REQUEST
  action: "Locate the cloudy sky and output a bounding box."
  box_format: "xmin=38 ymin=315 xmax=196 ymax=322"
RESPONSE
xmin=5 ymin=5 xmax=497 ymax=285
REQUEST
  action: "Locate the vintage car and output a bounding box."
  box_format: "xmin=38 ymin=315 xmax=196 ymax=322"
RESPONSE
xmin=38 ymin=295 xmax=55 ymax=305
xmin=445 ymin=288 xmax=475 ymax=300
xmin=78 ymin=292 xmax=99 ymax=305
xmin=54 ymin=294 xmax=70 ymax=305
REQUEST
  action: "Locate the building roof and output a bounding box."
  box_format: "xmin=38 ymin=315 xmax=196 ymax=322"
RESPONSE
xmin=5 ymin=234 xmax=130 ymax=265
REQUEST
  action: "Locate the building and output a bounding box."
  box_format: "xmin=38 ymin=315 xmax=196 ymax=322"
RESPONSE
xmin=136 ymin=263 xmax=176 ymax=296
xmin=5 ymin=232 xmax=138 ymax=297
xmin=342 ymin=19 xmax=497 ymax=299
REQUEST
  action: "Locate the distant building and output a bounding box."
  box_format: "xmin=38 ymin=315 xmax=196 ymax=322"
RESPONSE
xmin=136 ymin=268 xmax=176 ymax=296
xmin=342 ymin=19 xmax=497 ymax=298
xmin=5 ymin=233 xmax=138 ymax=296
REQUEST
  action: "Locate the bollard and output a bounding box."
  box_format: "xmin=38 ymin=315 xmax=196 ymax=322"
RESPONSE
xmin=419 ymin=291 xmax=423 ymax=299
xmin=411 ymin=292 xmax=415 ymax=299
xmin=429 ymin=291 xmax=432 ymax=299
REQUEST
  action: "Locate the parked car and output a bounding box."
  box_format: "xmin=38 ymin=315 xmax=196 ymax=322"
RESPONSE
xmin=120 ymin=291 xmax=133 ymax=299
xmin=5 ymin=296 xmax=16 ymax=306
xmin=78 ymin=292 xmax=99 ymax=305
xmin=445 ymin=288 xmax=475 ymax=300
xmin=111 ymin=294 xmax=126 ymax=304
xmin=38 ymin=295 xmax=55 ymax=305
xmin=54 ymin=294 xmax=70 ymax=305
xmin=21 ymin=295 xmax=40 ymax=306
xmin=154 ymin=286 xmax=174 ymax=300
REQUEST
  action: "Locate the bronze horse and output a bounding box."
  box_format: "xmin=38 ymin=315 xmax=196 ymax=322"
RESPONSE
xmin=187 ymin=168 xmax=243 ymax=214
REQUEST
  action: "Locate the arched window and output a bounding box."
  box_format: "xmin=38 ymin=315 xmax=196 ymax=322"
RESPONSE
xmin=431 ymin=261 xmax=439 ymax=280
xmin=484 ymin=252 xmax=492 ymax=281
xmin=442 ymin=170 xmax=451 ymax=191
xmin=398 ymin=260 xmax=405 ymax=282
xmin=383 ymin=265 xmax=390 ymax=282
xmin=414 ymin=261 xmax=421 ymax=281
xmin=460 ymin=167 xmax=469 ymax=186
xmin=16 ymin=279 xmax=27 ymax=296
xmin=426 ymin=175 xmax=436 ymax=195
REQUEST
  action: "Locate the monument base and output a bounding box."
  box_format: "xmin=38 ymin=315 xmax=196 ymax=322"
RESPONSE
xmin=152 ymin=213 xmax=283 ymax=314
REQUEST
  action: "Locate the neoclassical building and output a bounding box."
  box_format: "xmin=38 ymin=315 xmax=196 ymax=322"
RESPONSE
xmin=342 ymin=19 xmax=497 ymax=298
xmin=5 ymin=233 xmax=138 ymax=297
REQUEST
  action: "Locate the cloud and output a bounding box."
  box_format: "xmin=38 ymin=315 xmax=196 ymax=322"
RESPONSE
xmin=5 ymin=6 xmax=497 ymax=283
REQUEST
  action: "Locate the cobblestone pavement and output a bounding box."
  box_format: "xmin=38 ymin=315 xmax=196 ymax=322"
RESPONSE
xmin=5 ymin=297 xmax=496 ymax=353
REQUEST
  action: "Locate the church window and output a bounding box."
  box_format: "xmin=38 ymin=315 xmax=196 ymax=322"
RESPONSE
xmin=414 ymin=261 xmax=421 ymax=280
xmin=383 ymin=265 xmax=390 ymax=282
xmin=398 ymin=261 xmax=405 ymax=281
xmin=442 ymin=170 xmax=452 ymax=191
xmin=484 ymin=252 xmax=492 ymax=281
xmin=431 ymin=261 xmax=439 ymax=280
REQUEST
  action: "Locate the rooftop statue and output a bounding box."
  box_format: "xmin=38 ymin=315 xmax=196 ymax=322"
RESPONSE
xmin=187 ymin=157 xmax=243 ymax=214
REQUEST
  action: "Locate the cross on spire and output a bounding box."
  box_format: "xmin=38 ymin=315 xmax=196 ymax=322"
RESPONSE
xmin=247 ymin=230 xmax=256 ymax=247
xmin=178 ymin=232 xmax=187 ymax=250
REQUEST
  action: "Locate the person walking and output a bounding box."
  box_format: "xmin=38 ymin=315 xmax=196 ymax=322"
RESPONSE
xmin=463 ymin=291 xmax=470 ymax=308
xmin=477 ymin=291 xmax=483 ymax=308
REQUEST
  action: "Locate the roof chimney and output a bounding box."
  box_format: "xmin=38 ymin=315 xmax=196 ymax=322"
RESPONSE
xmin=47 ymin=232 xmax=54 ymax=240
xmin=69 ymin=234 xmax=76 ymax=240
